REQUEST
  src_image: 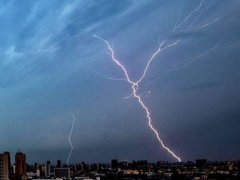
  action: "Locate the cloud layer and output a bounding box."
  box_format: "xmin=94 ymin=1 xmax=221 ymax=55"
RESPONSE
xmin=0 ymin=0 xmax=240 ymax=163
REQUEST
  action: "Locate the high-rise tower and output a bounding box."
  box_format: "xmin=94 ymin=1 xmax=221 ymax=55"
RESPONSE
xmin=0 ymin=153 xmax=10 ymax=180
xmin=15 ymin=152 xmax=26 ymax=180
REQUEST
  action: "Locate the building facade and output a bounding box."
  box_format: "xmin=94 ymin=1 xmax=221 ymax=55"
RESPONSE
xmin=0 ymin=153 xmax=9 ymax=180
xmin=15 ymin=152 xmax=26 ymax=180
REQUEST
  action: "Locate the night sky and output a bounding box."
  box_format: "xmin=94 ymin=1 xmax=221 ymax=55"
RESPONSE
xmin=0 ymin=0 xmax=240 ymax=164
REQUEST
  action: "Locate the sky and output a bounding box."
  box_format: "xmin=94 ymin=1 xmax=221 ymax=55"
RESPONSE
xmin=0 ymin=0 xmax=240 ymax=164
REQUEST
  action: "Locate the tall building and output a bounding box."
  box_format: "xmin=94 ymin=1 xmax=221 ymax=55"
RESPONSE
xmin=38 ymin=164 xmax=45 ymax=177
xmin=196 ymin=159 xmax=207 ymax=169
xmin=111 ymin=159 xmax=118 ymax=170
xmin=3 ymin=152 xmax=11 ymax=178
xmin=56 ymin=160 xmax=61 ymax=168
xmin=119 ymin=160 xmax=128 ymax=169
xmin=45 ymin=161 xmax=51 ymax=177
xmin=15 ymin=152 xmax=26 ymax=180
xmin=0 ymin=153 xmax=10 ymax=180
xmin=54 ymin=168 xmax=70 ymax=179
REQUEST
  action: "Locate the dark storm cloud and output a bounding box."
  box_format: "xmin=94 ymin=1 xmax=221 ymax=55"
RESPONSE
xmin=0 ymin=0 xmax=239 ymax=163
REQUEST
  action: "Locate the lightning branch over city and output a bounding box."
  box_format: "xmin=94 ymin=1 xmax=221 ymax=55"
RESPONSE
xmin=92 ymin=0 xmax=221 ymax=163
xmin=172 ymin=0 xmax=205 ymax=32
xmin=67 ymin=114 xmax=76 ymax=165
xmin=93 ymin=34 xmax=181 ymax=162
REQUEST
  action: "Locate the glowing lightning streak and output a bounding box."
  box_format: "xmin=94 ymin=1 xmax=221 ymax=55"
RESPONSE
xmin=137 ymin=40 xmax=181 ymax=84
xmin=145 ymin=43 xmax=219 ymax=87
xmin=67 ymin=114 xmax=76 ymax=166
xmin=124 ymin=91 xmax=151 ymax=99
xmin=93 ymin=34 xmax=181 ymax=162
xmin=93 ymin=35 xmax=134 ymax=84
xmin=200 ymin=17 xmax=221 ymax=29
xmin=173 ymin=0 xmax=204 ymax=32
xmin=87 ymin=68 xmax=126 ymax=81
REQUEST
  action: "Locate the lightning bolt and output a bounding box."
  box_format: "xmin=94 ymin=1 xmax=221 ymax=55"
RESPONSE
xmin=145 ymin=43 xmax=219 ymax=87
xmin=93 ymin=34 xmax=181 ymax=162
xmin=172 ymin=0 xmax=205 ymax=32
xmin=87 ymin=68 xmax=126 ymax=81
xmin=200 ymin=17 xmax=221 ymax=29
xmin=67 ymin=114 xmax=76 ymax=165
xmin=124 ymin=90 xmax=151 ymax=99
xmin=137 ymin=40 xmax=181 ymax=84
xmin=173 ymin=0 xmax=221 ymax=32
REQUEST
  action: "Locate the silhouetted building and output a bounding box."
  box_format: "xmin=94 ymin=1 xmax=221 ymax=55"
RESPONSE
xmin=37 ymin=164 xmax=45 ymax=177
xmin=119 ymin=160 xmax=128 ymax=169
xmin=45 ymin=161 xmax=51 ymax=177
xmin=15 ymin=151 xmax=26 ymax=180
xmin=54 ymin=168 xmax=70 ymax=179
xmin=196 ymin=159 xmax=207 ymax=169
xmin=56 ymin=160 xmax=61 ymax=168
xmin=136 ymin=160 xmax=149 ymax=171
xmin=0 ymin=153 xmax=10 ymax=180
xmin=3 ymin=152 xmax=11 ymax=177
xmin=111 ymin=159 xmax=118 ymax=169
xmin=90 ymin=163 xmax=99 ymax=171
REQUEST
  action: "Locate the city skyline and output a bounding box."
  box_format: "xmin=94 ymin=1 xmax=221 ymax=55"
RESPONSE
xmin=2 ymin=150 xmax=240 ymax=180
xmin=0 ymin=0 xmax=240 ymax=164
